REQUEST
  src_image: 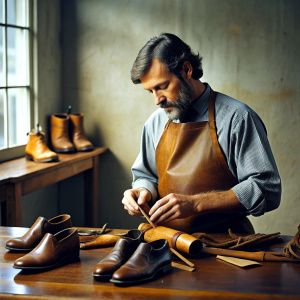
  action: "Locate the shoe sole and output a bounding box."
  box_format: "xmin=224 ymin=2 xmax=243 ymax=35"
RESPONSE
xmin=110 ymin=263 xmax=172 ymax=285
xmin=76 ymin=147 xmax=94 ymax=152
xmin=92 ymin=272 xmax=112 ymax=281
xmin=5 ymin=246 xmax=34 ymax=252
xmin=25 ymin=154 xmax=59 ymax=163
xmin=53 ymin=148 xmax=76 ymax=154
xmin=13 ymin=251 xmax=80 ymax=271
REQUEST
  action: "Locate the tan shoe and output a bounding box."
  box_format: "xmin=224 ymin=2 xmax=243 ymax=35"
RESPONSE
xmin=25 ymin=129 xmax=58 ymax=163
xmin=51 ymin=113 xmax=75 ymax=153
xmin=69 ymin=113 xmax=94 ymax=151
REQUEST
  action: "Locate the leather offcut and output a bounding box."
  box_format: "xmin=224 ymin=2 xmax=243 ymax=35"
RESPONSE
xmin=192 ymin=228 xmax=281 ymax=250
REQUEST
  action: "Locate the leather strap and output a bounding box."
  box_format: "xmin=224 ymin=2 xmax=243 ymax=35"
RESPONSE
xmin=172 ymin=231 xmax=184 ymax=250
xmin=284 ymin=225 xmax=300 ymax=260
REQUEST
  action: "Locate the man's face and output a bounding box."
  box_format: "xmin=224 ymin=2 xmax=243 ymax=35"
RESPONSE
xmin=140 ymin=58 xmax=192 ymax=120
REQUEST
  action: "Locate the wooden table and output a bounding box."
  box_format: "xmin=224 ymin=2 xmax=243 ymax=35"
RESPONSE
xmin=0 ymin=148 xmax=107 ymax=227
xmin=0 ymin=226 xmax=300 ymax=299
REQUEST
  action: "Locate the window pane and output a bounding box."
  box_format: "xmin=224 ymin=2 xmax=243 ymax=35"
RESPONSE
xmin=7 ymin=0 xmax=28 ymax=27
xmin=8 ymin=88 xmax=28 ymax=146
xmin=0 ymin=89 xmax=5 ymax=148
xmin=7 ymin=27 xmax=28 ymax=86
xmin=0 ymin=26 xmax=5 ymax=85
xmin=0 ymin=0 xmax=4 ymax=23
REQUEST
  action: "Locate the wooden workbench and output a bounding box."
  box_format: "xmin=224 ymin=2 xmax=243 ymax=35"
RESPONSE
xmin=0 ymin=147 xmax=108 ymax=227
xmin=1 ymin=226 xmax=300 ymax=299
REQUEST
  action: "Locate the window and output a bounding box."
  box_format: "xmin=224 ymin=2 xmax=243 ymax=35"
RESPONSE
xmin=0 ymin=0 xmax=34 ymax=159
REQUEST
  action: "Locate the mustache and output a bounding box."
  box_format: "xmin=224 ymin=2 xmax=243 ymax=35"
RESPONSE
xmin=159 ymin=100 xmax=178 ymax=109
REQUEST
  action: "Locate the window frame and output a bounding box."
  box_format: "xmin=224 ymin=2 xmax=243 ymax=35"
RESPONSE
xmin=0 ymin=0 xmax=37 ymax=162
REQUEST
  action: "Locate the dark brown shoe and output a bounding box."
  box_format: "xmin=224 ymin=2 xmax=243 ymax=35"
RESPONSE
xmin=92 ymin=230 xmax=143 ymax=280
xmin=13 ymin=228 xmax=80 ymax=270
xmin=5 ymin=214 xmax=72 ymax=252
xmin=110 ymin=239 xmax=172 ymax=285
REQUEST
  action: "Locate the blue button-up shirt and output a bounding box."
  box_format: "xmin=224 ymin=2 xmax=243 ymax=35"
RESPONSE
xmin=131 ymin=83 xmax=281 ymax=216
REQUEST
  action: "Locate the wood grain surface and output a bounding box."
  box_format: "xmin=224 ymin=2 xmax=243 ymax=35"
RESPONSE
xmin=1 ymin=226 xmax=300 ymax=299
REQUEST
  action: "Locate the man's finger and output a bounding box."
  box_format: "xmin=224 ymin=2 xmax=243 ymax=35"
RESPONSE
xmin=123 ymin=190 xmax=139 ymax=211
xmin=154 ymin=207 xmax=177 ymax=224
xmin=150 ymin=200 xmax=173 ymax=222
xmin=137 ymin=189 xmax=151 ymax=206
xmin=149 ymin=198 xmax=168 ymax=216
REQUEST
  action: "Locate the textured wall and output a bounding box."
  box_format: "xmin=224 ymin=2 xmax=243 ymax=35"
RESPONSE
xmin=61 ymin=0 xmax=300 ymax=234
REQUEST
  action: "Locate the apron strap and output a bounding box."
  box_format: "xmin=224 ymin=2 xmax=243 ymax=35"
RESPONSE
xmin=165 ymin=119 xmax=172 ymax=129
xmin=208 ymin=88 xmax=216 ymax=127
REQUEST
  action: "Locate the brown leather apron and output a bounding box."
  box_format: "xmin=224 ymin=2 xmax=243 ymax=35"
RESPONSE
xmin=155 ymin=89 xmax=254 ymax=234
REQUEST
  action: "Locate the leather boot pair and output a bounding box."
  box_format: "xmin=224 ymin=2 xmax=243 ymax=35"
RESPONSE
xmin=93 ymin=230 xmax=172 ymax=285
xmin=25 ymin=128 xmax=58 ymax=163
xmin=13 ymin=227 xmax=80 ymax=270
xmin=51 ymin=111 xmax=93 ymax=153
xmin=6 ymin=214 xmax=72 ymax=252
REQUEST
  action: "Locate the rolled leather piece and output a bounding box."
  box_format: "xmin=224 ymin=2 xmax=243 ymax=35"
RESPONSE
xmin=138 ymin=223 xmax=202 ymax=256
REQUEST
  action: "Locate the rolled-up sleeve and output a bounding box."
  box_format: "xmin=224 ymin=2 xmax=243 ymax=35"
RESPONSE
xmin=229 ymin=110 xmax=281 ymax=216
xmin=131 ymin=123 xmax=159 ymax=201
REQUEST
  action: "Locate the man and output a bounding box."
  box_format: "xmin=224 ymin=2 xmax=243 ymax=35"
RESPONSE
xmin=122 ymin=33 xmax=281 ymax=233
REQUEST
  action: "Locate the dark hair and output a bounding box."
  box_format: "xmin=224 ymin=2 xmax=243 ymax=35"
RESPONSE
xmin=131 ymin=33 xmax=203 ymax=84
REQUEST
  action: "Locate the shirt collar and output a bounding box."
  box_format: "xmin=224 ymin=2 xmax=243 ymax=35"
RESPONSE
xmin=191 ymin=83 xmax=211 ymax=116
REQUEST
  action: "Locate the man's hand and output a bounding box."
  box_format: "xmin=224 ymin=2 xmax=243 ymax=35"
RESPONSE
xmin=148 ymin=190 xmax=245 ymax=225
xmin=122 ymin=188 xmax=152 ymax=216
xmin=149 ymin=193 xmax=198 ymax=224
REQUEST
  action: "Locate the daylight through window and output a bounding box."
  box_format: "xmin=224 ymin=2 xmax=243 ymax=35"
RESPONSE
xmin=0 ymin=0 xmax=31 ymax=150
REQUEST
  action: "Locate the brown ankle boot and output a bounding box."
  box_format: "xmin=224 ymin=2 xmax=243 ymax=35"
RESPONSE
xmin=25 ymin=130 xmax=58 ymax=163
xmin=69 ymin=113 xmax=93 ymax=152
xmin=51 ymin=114 xmax=75 ymax=153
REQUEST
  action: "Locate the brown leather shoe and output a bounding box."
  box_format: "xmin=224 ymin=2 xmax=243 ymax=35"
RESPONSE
xmin=69 ymin=113 xmax=93 ymax=152
xmin=92 ymin=230 xmax=143 ymax=280
xmin=25 ymin=130 xmax=58 ymax=163
xmin=51 ymin=113 xmax=75 ymax=153
xmin=6 ymin=214 xmax=72 ymax=252
xmin=110 ymin=239 xmax=172 ymax=285
xmin=13 ymin=228 xmax=80 ymax=270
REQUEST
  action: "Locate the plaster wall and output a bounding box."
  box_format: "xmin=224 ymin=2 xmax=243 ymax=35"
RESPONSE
xmin=59 ymin=0 xmax=300 ymax=234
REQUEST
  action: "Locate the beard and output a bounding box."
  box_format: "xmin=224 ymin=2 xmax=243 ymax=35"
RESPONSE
xmin=160 ymin=76 xmax=193 ymax=121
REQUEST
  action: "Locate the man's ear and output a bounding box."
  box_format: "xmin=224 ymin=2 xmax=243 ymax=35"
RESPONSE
xmin=182 ymin=61 xmax=193 ymax=79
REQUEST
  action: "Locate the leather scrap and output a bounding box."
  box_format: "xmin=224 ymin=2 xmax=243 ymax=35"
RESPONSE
xmin=80 ymin=234 xmax=124 ymax=249
xmin=216 ymin=255 xmax=262 ymax=268
xmin=284 ymin=225 xmax=300 ymax=260
xmin=202 ymin=225 xmax=300 ymax=263
xmin=192 ymin=229 xmax=281 ymax=250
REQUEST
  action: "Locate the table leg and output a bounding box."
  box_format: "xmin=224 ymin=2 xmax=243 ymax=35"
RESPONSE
xmin=4 ymin=182 xmax=22 ymax=226
xmin=84 ymin=155 xmax=99 ymax=227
